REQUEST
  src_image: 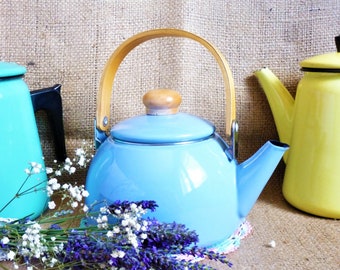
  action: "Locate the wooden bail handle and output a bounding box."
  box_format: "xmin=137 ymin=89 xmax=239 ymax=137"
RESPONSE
xmin=97 ymin=28 xmax=236 ymax=138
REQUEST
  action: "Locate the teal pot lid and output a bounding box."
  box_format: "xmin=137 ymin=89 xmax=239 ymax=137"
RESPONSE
xmin=0 ymin=62 xmax=26 ymax=78
xmin=110 ymin=89 xmax=215 ymax=144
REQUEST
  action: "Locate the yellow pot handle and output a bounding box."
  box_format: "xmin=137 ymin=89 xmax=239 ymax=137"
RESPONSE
xmin=96 ymin=28 xmax=236 ymax=138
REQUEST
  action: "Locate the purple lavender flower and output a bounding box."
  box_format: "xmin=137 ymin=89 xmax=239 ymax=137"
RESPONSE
xmin=49 ymin=224 xmax=62 ymax=230
xmin=108 ymin=200 xmax=158 ymax=213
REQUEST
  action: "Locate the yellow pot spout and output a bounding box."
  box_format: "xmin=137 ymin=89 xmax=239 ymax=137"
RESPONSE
xmin=254 ymin=68 xmax=294 ymax=162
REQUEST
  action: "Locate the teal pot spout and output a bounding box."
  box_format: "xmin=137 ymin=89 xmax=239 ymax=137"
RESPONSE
xmin=237 ymin=140 xmax=289 ymax=218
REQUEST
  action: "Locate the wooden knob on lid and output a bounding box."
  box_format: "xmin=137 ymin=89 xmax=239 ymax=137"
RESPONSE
xmin=143 ymin=89 xmax=182 ymax=115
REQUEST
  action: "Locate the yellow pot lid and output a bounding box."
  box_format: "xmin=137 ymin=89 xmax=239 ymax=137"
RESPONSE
xmin=300 ymin=36 xmax=340 ymax=72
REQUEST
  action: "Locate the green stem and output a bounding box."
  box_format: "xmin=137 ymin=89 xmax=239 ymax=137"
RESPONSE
xmin=0 ymin=176 xmax=47 ymax=214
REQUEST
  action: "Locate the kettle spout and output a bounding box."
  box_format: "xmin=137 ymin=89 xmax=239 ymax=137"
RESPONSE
xmin=237 ymin=140 xmax=289 ymax=218
xmin=254 ymin=68 xmax=294 ymax=147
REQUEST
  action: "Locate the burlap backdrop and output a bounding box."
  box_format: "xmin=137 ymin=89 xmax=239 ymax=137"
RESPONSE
xmin=1 ymin=0 xmax=339 ymax=162
xmin=1 ymin=1 xmax=340 ymax=269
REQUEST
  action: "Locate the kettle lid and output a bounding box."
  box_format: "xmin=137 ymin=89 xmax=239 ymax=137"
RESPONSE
xmin=0 ymin=62 xmax=26 ymax=78
xmin=110 ymin=89 xmax=215 ymax=144
xmin=300 ymin=36 xmax=340 ymax=72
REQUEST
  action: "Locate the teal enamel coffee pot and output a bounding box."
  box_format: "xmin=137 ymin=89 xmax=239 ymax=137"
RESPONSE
xmin=85 ymin=29 xmax=289 ymax=247
xmin=0 ymin=62 xmax=66 ymax=220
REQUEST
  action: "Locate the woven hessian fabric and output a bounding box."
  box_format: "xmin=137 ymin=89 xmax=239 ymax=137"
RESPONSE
xmin=1 ymin=1 xmax=340 ymax=269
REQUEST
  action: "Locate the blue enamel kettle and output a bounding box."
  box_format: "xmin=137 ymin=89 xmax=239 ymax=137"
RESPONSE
xmin=0 ymin=61 xmax=66 ymax=220
xmin=85 ymin=29 xmax=289 ymax=247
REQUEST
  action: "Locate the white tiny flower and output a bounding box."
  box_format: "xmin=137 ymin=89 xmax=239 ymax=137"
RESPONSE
xmin=7 ymin=250 xmax=16 ymax=260
xmin=121 ymin=219 xmax=129 ymax=227
xmin=52 ymin=182 xmax=61 ymax=190
xmin=78 ymin=155 xmax=86 ymax=167
xmin=107 ymin=231 xmax=114 ymax=238
xmin=137 ymin=223 xmax=142 ymax=231
xmin=69 ymin=166 xmax=76 ymax=174
xmin=130 ymin=203 xmax=137 ymax=211
xmin=24 ymin=168 xmax=31 ymax=174
xmin=140 ymin=233 xmax=148 ymax=239
xmin=46 ymin=186 xmax=53 ymax=196
xmin=45 ymin=167 xmax=53 ymax=174
xmin=62 ymin=183 xmax=69 ymax=189
xmin=111 ymin=251 xmax=118 ymax=258
xmin=101 ymin=215 xmax=108 ymax=223
xmin=48 ymin=201 xmax=56 ymax=209
xmin=49 ymin=258 xmax=58 ymax=267
xmin=111 ymin=250 xmax=125 ymax=258
xmin=51 ymin=236 xmax=56 ymax=241
xmin=75 ymin=194 xmax=82 ymax=202
xmin=48 ymin=178 xmax=58 ymax=184
xmin=118 ymin=250 xmax=125 ymax=258
xmin=1 ymin=236 xmax=9 ymax=244
xmin=71 ymin=201 xmax=78 ymax=208
xmin=76 ymin=148 xmax=85 ymax=156
xmin=82 ymin=190 xmax=89 ymax=197
xmin=30 ymin=162 xmax=37 ymax=167
xmin=82 ymin=205 xmax=89 ymax=212
xmin=55 ymin=170 xmax=62 ymax=176
xmin=32 ymin=166 xmax=41 ymax=174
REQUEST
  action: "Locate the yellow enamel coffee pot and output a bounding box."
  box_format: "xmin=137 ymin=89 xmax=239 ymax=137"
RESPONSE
xmin=255 ymin=36 xmax=340 ymax=219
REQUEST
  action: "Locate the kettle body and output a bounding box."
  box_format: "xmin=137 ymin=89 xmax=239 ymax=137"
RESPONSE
xmin=86 ymin=134 xmax=241 ymax=247
xmin=255 ymin=36 xmax=340 ymax=218
xmin=283 ymin=72 xmax=340 ymax=218
xmin=85 ymin=29 xmax=288 ymax=247
xmin=0 ymin=62 xmax=48 ymax=220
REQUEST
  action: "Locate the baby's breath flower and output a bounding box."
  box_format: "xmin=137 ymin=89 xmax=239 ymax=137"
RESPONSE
xmin=82 ymin=190 xmax=89 ymax=197
xmin=113 ymin=226 xmax=120 ymax=234
xmin=48 ymin=201 xmax=56 ymax=209
xmin=111 ymin=250 xmax=125 ymax=258
xmin=62 ymin=183 xmax=69 ymax=189
xmin=6 ymin=250 xmax=16 ymax=260
xmin=31 ymin=162 xmax=42 ymax=174
xmin=1 ymin=236 xmax=9 ymax=245
xmin=45 ymin=167 xmax=53 ymax=174
xmin=107 ymin=231 xmax=114 ymax=238
xmin=71 ymin=201 xmax=78 ymax=208
xmin=75 ymin=148 xmax=84 ymax=156
xmin=77 ymin=155 xmax=86 ymax=167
